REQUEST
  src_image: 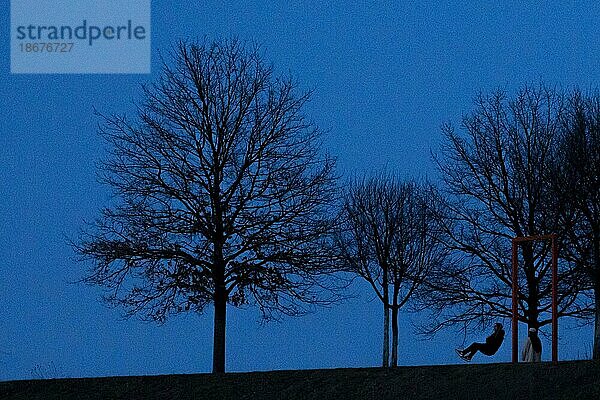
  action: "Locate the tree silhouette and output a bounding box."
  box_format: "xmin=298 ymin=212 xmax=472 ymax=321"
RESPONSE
xmin=335 ymin=176 xmax=446 ymax=367
xmin=556 ymin=90 xmax=600 ymax=359
xmin=422 ymin=85 xmax=592 ymax=346
xmin=74 ymin=39 xmax=338 ymax=373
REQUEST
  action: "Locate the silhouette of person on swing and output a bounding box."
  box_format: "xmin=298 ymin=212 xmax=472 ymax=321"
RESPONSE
xmin=456 ymin=323 xmax=505 ymax=362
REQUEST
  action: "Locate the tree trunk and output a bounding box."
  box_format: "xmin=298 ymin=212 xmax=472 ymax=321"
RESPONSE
xmin=212 ymin=186 xmax=227 ymax=374
xmin=212 ymin=222 xmax=227 ymax=373
xmin=212 ymin=283 xmax=227 ymax=373
xmin=383 ymin=303 xmax=389 ymax=367
xmin=523 ymin=244 xmax=542 ymax=359
xmin=593 ymin=230 xmax=600 ymax=360
xmin=381 ymin=273 xmax=389 ymax=368
xmin=391 ymin=306 xmax=399 ymax=367
xmin=594 ymin=281 xmax=600 ymax=360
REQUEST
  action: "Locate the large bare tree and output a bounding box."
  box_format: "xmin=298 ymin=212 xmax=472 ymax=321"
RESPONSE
xmin=422 ymin=85 xmax=592 ymax=348
xmin=74 ymin=39 xmax=338 ymax=373
xmin=335 ymin=176 xmax=446 ymax=367
xmin=556 ymin=90 xmax=600 ymax=359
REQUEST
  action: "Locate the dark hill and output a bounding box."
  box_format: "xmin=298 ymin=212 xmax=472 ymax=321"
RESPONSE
xmin=1 ymin=361 xmax=599 ymax=400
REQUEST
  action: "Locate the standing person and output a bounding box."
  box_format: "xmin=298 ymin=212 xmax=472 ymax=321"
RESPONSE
xmin=522 ymin=327 xmax=542 ymax=362
xmin=456 ymin=323 xmax=505 ymax=362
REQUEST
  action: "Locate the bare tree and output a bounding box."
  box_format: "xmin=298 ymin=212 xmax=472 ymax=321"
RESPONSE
xmin=335 ymin=176 xmax=446 ymax=367
xmin=422 ymin=85 xmax=592 ymax=347
xmin=74 ymin=39 xmax=339 ymax=373
xmin=556 ymin=90 xmax=600 ymax=359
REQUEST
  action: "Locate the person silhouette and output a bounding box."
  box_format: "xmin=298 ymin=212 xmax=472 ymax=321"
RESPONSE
xmin=521 ymin=327 xmax=542 ymax=362
xmin=455 ymin=323 xmax=505 ymax=362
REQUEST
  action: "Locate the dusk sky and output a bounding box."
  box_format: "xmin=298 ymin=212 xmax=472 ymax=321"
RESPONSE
xmin=1 ymin=1 xmax=599 ymax=381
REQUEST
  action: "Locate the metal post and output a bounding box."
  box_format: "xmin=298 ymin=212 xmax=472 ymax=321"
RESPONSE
xmin=552 ymin=235 xmax=558 ymax=365
xmin=512 ymin=239 xmax=518 ymax=364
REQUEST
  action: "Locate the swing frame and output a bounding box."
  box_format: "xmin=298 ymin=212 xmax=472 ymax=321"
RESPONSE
xmin=511 ymin=234 xmax=558 ymax=365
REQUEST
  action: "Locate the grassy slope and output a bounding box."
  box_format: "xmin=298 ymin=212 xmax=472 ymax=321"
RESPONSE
xmin=1 ymin=361 xmax=599 ymax=400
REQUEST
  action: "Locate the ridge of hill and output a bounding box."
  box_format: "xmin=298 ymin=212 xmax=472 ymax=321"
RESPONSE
xmin=1 ymin=360 xmax=599 ymax=400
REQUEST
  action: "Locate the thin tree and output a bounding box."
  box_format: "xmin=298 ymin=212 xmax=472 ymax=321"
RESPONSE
xmin=74 ymin=39 xmax=338 ymax=373
xmin=422 ymin=85 xmax=592 ymax=345
xmin=336 ymin=176 xmax=446 ymax=367
xmin=556 ymin=90 xmax=600 ymax=359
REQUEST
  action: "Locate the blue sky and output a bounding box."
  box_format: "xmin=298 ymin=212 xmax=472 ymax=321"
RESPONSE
xmin=1 ymin=1 xmax=599 ymax=380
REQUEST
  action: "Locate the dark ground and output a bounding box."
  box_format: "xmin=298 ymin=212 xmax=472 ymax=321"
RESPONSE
xmin=1 ymin=360 xmax=599 ymax=400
